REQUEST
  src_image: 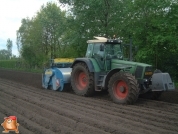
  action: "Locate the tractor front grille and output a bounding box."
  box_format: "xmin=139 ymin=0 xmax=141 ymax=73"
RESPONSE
xmin=135 ymin=66 xmax=144 ymax=78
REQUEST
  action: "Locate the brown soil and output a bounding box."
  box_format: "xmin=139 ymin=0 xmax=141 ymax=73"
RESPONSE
xmin=0 ymin=68 xmax=178 ymax=134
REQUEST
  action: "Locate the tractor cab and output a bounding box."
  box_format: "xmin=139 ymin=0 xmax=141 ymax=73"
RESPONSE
xmin=85 ymin=37 xmax=123 ymax=70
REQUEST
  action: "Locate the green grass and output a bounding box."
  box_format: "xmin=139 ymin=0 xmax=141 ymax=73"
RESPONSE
xmin=0 ymin=60 xmax=42 ymax=73
xmin=0 ymin=60 xmax=17 ymax=68
xmin=0 ymin=66 xmax=42 ymax=74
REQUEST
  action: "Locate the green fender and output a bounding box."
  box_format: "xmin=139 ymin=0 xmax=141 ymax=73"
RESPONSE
xmin=71 ymin=58 xmax=101 ymax=72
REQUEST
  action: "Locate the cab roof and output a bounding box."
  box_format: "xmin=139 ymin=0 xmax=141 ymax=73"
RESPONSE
xmin=87 ymin=37 xmax=107 ymax=43
xmin=87 ymin=36 xmax=121 ymax=44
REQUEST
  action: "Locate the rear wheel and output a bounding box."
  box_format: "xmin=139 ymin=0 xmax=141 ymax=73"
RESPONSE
xmin=108 ymin=72 xmax=139 ymax=104
xmin=71 ymin=62 xmax=94 ymax=96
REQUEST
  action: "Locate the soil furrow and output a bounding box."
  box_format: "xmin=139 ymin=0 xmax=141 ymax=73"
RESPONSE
xmin=0 ymin=69 xmax=178 ymax=134
xmin=0 ymin=91 xmax=110 ymax=134
xmin=1 ymin=79 xmax=178 ymax=116
xmin=0 ymin=103 xmax=56 ymax=134
xmin=0 ymin=82 xmax=178 ymax=133
xmin=1 ymin=80 xmax=178 ymax=125
xmin=0 ymin=87 xmax=144 ymax=134
xmin=1 ymin=80 xmax=178 ymax=121
xmin=0 ymin=97 xmax=85 ymax=134
xmin=0 ymin=112 xmax=34 ymax=134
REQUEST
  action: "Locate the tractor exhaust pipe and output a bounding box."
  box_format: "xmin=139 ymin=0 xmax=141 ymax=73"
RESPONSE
xmin=129 ymin=36 xmax=132 ymax=61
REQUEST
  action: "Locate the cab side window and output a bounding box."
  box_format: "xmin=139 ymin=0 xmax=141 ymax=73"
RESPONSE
xmin=93 ymin=44 xmax=100 ymax=56
xmin=85 ymin=43 xmax=93 ymax=57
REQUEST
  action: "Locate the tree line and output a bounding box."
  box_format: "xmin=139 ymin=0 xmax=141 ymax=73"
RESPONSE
xmin=15 ymin=0 xmax=178 ymax=79
xmin=0 ymin=38 xmax=17 ymax=60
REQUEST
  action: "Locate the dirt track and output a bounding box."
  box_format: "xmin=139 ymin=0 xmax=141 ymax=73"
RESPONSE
xmin=0 ymin=68 xmax=178 ymax=134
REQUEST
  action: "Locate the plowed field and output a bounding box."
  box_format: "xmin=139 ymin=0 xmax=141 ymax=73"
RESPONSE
xmin=0 ymin=68 xmax=178 ymax=134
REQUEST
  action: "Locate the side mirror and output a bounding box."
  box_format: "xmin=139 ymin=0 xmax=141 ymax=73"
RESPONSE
xmin=100 ymin=44 xmax=104 ymax=51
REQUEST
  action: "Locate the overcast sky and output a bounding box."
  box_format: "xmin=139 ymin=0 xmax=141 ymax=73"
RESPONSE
xmin=0 ymin=0 xmax=61 ymax=56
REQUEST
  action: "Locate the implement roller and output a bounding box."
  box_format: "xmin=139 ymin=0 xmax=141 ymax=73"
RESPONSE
xmin=42 ymin=58 xmax=74 ymax=91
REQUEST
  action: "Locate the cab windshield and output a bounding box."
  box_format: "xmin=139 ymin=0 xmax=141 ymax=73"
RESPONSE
xmin=105 ymin=44 xmax=123 ymax=59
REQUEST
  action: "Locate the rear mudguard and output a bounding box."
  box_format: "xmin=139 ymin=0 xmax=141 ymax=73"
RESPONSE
xmin=71 ymin=58 xmax=95 ymax=72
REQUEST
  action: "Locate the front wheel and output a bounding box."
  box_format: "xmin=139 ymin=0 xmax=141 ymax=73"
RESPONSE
xmin=71 ymin=62 xmax=95 ymax=96
xmin=108 ymin=72 xmax=139 ymax=104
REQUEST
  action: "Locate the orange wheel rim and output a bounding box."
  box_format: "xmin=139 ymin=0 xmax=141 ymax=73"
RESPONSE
xmin=113 ymin=80 xmax=129 ymax=99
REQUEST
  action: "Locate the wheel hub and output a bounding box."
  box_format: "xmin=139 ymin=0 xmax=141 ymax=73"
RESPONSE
xmin=119 ymin=86 xmax=125 ymax=93
xmin=114 ymin=80 xmax=129 ymax=99
xmin=82 ymin=77 xmax=86 ymax=82
xmin=77 ymin=72 xmax=88 ymax=90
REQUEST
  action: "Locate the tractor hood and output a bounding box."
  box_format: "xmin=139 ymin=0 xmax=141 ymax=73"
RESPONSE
xmin=111 ymin=59 xmax=152 ymax=79
xmin=111 ymin=59 xmax=151 ymax=68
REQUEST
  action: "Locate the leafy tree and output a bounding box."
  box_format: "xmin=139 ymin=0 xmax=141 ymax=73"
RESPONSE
xmin=6 ymin=38 xmax=13 ymax=58
xmin=126 ymin=0 xmax=178 ymax=78
xmin=17 ymin=2 xmax=68 ymax=68
xmin=59 ymin=0 xmax=178 ymax=79
xmin=0 ymin=39 xmax=13 ymax=60
xmin=36 ymin=2 xmax=67 ymax=59
xmin=16 ymin=18 xmax=32 ymax=57
xmin=0 ymin=49 xmax=9 ymax=60
xmin=15 ymin=0 xmax=178 ymax=80
xmin=58 ymin=0 xmax=128 ymax=56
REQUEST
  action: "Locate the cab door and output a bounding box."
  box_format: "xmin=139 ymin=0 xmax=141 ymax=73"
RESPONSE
xmin=92 ymin=43 xmax=105 ymax=70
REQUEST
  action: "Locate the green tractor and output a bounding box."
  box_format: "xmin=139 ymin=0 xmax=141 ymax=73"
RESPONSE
xmin=70 ymin=37 xmax=175 ymax=104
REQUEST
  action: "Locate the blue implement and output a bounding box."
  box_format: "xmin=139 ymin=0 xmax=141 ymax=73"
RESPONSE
xmin=42 ymin=67 xmax=72 ymax=91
